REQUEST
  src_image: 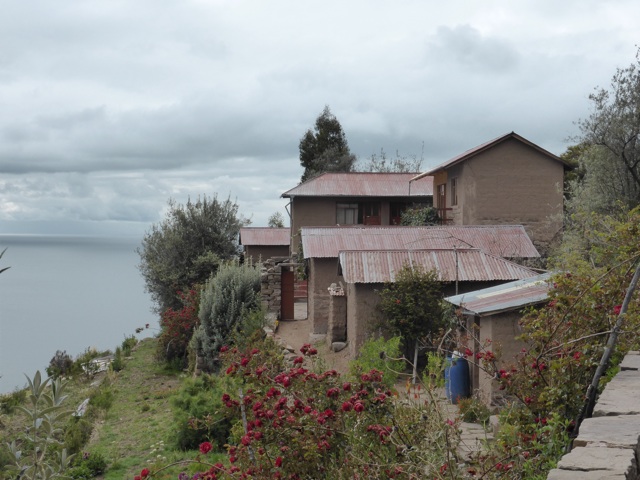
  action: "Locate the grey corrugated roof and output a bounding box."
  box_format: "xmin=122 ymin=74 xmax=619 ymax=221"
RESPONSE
xmin=301 ymin=225 xmax=540 ymax=259
xmin=339 ymin=249 xmax=538 ymax=284
xmin=281 ymin=172 xmax=433 ymax=198
xmin=444 ymin=272 xmax=553 ymax=316
xmin=239 ymin=227 xmax=290 ymax=246
xmin=413 ymin=132 xmax=570 ymax=180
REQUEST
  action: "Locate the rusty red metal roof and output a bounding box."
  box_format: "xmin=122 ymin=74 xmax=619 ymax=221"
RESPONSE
xmin=339 ymin=249 xmax=538 ymax=284
xmin=413 ymin=132 xmax=570 ymax=180
xmin=444 ymin=273 xmax=553 ymax=316
xmin=239 ymin=227 xmax=290 ymax=246
xmin=281 ymin=172 xmax=433 ymax=198
xmin=301 ymin=225 xmax=539 ymax=259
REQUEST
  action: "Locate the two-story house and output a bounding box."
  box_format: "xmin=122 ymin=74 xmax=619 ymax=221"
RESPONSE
xmin=413 ymin=132 xmax=571 ymax=252
xmin=281 ymin=172 xmax=434 ymax=256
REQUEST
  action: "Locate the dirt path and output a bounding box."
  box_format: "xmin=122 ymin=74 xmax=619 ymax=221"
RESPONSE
xmin=273 ymin=302 xmax=351 ymax=375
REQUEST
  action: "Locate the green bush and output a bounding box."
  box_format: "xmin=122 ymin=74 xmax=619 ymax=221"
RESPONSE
xmin=171 ymin=374 xmax=236 ymax=451
xmin=89 ymin=382 xmax=114 ymax=411
xmin=111 ymin=347 xmax=124 ymax=372
xmin=68 ymin=451 xmax=108 ymax=478
xmin=0 ymin=387 xmax=27 ymax=414
xmin=457 ymin=395 xmax=491 ymax=424
xmin=121 ymin=335 xmax=137 ymax=356
xmin=191 ymin=262 xmax=261 ymax=371
xmin=349 ymin=336 xmax=405 ymax=388
xmin=64 ymin=417 xmax=93 ymax=455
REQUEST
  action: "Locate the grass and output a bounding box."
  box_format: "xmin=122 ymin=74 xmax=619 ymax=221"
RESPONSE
xmin=1 ymin=337 xmax=226 ymax=479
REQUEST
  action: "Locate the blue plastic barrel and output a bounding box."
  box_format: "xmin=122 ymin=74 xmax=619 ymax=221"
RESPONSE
xmin=444 ymin=355 xmax=470 ymax=404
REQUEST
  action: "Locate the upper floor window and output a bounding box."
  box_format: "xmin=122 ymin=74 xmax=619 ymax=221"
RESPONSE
xmin=451 ymin=177 xmax=458 ymax=206
xmin=336 ymin=203 xmax=358 ymax=224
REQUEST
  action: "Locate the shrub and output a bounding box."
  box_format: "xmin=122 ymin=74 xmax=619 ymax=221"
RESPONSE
xmin=0 ymin=387 xmax=27 ymax=414
xmin=171 ymin=374 xmax=236 ymax=451
xmin=121 ymin=335 xmax=137 ymax=356
xmin=111 ymin=347 xmax=124 ymax=372
xmin=68 ymin=451 xmax=108 ymax=479
xmin=458 ymin=395 xmax=491 ymax=424
xmin=89 ymin=382 xmax=114 ymax=411
xmin=191 ymin=262 xmax=261 ymax=371
xmin=46 ymin=350 xmax=74 ymax=378
xmin=157 ymin=288 xmax=200 ymax=368
xmin=349 ymin=335 xmax=405 ymax=388
xmin=4 ymin=372 xmax=74 ymax=478
xmin=400 ymin=205 xmax=439 ymax=226
xmin=64 ymin=417 xmax=94 ymax=455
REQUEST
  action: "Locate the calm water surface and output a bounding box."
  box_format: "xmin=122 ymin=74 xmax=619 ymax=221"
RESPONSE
xmin=0 ymin=234 xmax=156 ymax=394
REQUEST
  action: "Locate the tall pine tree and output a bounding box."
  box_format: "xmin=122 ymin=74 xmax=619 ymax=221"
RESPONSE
xmin=299 ymin=106 xmax=356 ymax=182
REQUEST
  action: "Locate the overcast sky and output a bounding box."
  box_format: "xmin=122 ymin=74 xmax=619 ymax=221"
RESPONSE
xmin=1 ymin=0 xmax=638 ymax=236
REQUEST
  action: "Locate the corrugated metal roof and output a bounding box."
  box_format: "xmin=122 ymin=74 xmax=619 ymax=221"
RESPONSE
xmin=413 ymin=132 xmax=569 ymax=180
xmin=444 ymin=273 xmax=553 ymax=316
xmin=339 ymin=249 xmax=538 ymax=284
xmin=239 ymin=227 xmax=290 ymax=246
xmin=281 ymin=172 xmax=433 ymax=198
xmin=301 ymin=225 xmax=540 ymax=259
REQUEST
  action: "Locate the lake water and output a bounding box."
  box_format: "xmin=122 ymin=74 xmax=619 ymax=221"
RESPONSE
xmin=0 ymin=234 xmax=157 ymax=394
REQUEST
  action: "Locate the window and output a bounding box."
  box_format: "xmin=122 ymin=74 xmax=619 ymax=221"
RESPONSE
xmin=451 ymin=177 xmax=458 ymax=206
xmin=336 ymin=203 xmax=358 ymax=224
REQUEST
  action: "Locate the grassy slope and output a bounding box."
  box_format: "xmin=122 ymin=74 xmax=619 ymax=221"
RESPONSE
xmin=1 ymin=338 xmax=224 ymax=479
xmin=88 ymin=338 xmax=224 ymax=479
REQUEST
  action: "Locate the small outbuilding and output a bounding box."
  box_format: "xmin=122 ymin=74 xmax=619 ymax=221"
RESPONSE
xmin=240 ymin=227 xmax=290 ymax=264
xmin=444 ymin=273 xmax=552 ymax=406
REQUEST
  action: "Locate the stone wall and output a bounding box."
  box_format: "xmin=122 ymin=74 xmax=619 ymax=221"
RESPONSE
xmin=327 ymin=283 xmax=346 ymax=344
xmin=259 ymin=257 xmax=291 ymax=317
xmin=547 ymin=352 xmax=640 ymax=479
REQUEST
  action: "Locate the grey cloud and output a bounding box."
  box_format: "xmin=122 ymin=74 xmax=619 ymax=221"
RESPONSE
xmin=427 ymin=25 xmax=520 ymax=73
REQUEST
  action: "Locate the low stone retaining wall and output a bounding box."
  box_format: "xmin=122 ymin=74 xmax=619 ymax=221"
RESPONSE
xmin=548 ymin=351 xmax=640 ymax=479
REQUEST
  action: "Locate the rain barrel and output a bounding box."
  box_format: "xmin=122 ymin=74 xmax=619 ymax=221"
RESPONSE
xmin=444 ymin=354 xmax=470 ymax=404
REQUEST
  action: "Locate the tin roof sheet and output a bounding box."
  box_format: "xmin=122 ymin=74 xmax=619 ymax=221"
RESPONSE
xmin=282 ymin=172 xmax=433 ymax=198
xmin=413 ymin=132 xmax=569 ymax=179
xmin=444 ymin=272 xmax=553 ymax=316
xmin=301 ymin=225 xmax=539 ymax=259
xmin=239 ymin=227 xmax=290 ymax=246
xmin=339 ymin=249 xmax=538 ymax=284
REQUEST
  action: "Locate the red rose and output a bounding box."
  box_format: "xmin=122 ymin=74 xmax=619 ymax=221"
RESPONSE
xmin=199 ymin=441 xmax=213 ymax=454
xmin=275 ymin=456 xmax=283 ymax=467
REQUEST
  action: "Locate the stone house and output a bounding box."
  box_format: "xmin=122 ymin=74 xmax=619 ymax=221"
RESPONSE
xmin=240 ymin=227 xmax=290 ymax=264
xmin=301 ymin=225 xmax=540 ymax=343
xmin=332 ymin=249 xmax=539 ymax=358
xmin=413 ymin=132 xmax=571 ymax=253
xmin=281 ymin=172 xmax=434 ymax=255
xmin=444 ymin=273 xmax=552 ymax=405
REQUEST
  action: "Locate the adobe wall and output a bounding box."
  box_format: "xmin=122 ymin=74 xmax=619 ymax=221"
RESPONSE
xmin=461 ymin=139 xmax=564 ymax=251
xmin=308 ymin=257 xmax=343 ymax=335
xmin=290 ymin=197 xmax=337 ymax=254
xmin=547 ymin=351 xmax=640 ymax=479
xmin=472 ymin=311 xmax=527 ymax=406
xmin=346 ymin=283 xmax=384 ymax=358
